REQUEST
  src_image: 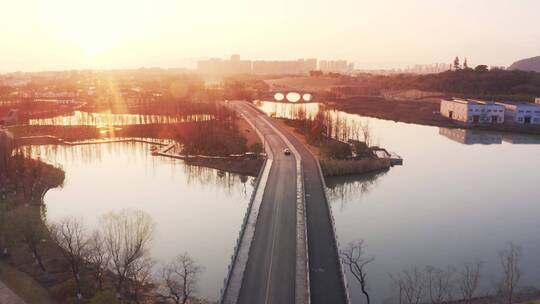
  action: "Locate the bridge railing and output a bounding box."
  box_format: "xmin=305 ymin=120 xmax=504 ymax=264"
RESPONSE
xmin=218 ymin=157 xmax=268 ymax=304
xmin=314 ymin=158 xmax=352 ymax=304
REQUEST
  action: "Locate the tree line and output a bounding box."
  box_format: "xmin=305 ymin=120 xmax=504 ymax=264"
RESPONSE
xmin=341 ymin=240 xmax=535 ymax=304
xmin=332 ymin=69 xmax=540 ymax=101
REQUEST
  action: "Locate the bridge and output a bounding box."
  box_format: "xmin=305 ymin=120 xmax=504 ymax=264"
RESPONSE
xmin=259 ymin=91 xmax=317 ymax=103
xmin=219 ymin=100 xmax=349 ymax=304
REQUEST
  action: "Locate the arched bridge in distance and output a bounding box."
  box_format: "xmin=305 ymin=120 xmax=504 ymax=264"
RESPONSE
xmin=258 ymin=91 xmax=318 ymax=103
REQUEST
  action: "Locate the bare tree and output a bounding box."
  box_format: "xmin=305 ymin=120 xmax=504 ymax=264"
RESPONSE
xmin=9 ymin=206 xmax=47 ymax=272
xmin=127 ymin=256 xmax=155 ymax=304
xmin=49 ymin=216 xmax=89 ymax=300
xmin=458 ymin=261 xmax=482 ymax=304
xmin=100 ymin=209 xmax=155 ymax=299
xmin=340 ymin=240 xmax=374 ymax=304
xmin=425 ymin=265 xmax=454 ymax=304
xmin=497 ymin=242 xmax=522 ymax=304
xmin=390 ymin=266 xmax=425 ymax=304
xmin=360 ymin=121 xmax=372 ymax=147
xmin=87 ymin=230 xmax=110 ymax=290
xmin=159 ymin=253 xmax=203 ymax=304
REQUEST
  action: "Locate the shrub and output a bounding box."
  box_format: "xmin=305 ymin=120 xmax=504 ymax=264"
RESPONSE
xmin=320 ymin=141 xmax=351 ymax=159
xmin=321 ymin=158 xmax=390 ymax=177
xmin=88 ymin=290 xmax=119 ymax=304
xmin=249 ymin=142 xmax=263 ymax=153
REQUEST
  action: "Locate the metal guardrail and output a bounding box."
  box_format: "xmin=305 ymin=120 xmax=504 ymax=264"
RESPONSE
xmin=297 ymin=164 xmax=311 ymax=304
xmin=218 ymin=157 xmax=268 ymax=304
xmin=218 ymin=101 xmax=274 ymax=304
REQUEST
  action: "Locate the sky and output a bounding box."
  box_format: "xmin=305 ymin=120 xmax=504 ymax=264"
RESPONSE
xmin=1 ymin=0 xmax=539 ymax=73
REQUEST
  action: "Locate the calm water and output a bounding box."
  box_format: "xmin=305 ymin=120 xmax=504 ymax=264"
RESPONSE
xmin=257 ymin=101 xmax=540 ymax=303
xmin=25 ymin=102 xmax=540 ymax=303
xmin=27 ymin=142 xmax=254 ymax=301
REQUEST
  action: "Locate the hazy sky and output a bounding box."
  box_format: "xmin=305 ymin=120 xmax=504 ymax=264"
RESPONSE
xmin=1 ymin=0 xmax=539 ymax=73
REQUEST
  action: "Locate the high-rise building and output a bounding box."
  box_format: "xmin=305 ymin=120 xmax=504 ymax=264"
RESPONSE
xmin=198 ymin=55 xmax=352 ymax=75
xmin=318 ymin=59 xmax=352 ymax=73
xmin=304 ymin=58 xmax=317 ymax=72
xmin=197 ymin=55 xmax=251 ymax=75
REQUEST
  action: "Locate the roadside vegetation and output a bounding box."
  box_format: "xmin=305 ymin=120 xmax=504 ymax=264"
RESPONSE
xmin=281 ymin=109 xmax=391 ymax=177
xmin=342 ymin=240 xmax=540 ymax=304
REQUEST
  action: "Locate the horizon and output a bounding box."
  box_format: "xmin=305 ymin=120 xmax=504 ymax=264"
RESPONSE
xmin=2 ymin=0 xmax=540 ymax=73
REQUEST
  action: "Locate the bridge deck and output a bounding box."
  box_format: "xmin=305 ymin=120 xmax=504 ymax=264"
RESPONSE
xmin=221 ymin=101 xmax=348 ymax=304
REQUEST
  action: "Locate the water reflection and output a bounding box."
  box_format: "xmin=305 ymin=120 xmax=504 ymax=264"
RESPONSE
xmin=25 ymin=142 xmax=254 ymax=301
xmin=326 ymin=171 xmax=387 ymax=211
xmin=439 ymin=127 xmax=540 ymax=145
xmin=254 ymin=101 xmax=540 ymax=303
xmin=28 ymin=111 xmax=212 ymax=126
xmin=254 ymin=100 xmax=320 ymax=120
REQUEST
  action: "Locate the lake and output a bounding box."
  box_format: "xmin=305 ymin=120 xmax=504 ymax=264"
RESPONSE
xmin=256 ymin=100 xmax=540 ymax=303
xmin=26 ymin=103 xmax=540 ymax=303
xmin=26 ymin=142 xmax=254 ymax=302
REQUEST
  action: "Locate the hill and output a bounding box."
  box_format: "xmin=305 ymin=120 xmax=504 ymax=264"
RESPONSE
xmin=509 ymin=56 xmax=540 ymax=72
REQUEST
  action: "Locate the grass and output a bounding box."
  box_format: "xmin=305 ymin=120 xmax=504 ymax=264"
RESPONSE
xmin=0 ymin=261 xmax=56 ymax=304
xmin=320 ymin=158 xmax=390 ymax=177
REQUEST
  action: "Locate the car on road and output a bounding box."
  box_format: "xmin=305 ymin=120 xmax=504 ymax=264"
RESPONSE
xmin=283 ymin=148 xmax=291 ymax=155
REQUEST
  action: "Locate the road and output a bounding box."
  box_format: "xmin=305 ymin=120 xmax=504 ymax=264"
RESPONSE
xmin=272 ymin=118 xmax=349 ymax=304
xmin=229 ymin=101 xmax=348 ymax=304
xmin=230 ymin=101 xmax=298 ymax=304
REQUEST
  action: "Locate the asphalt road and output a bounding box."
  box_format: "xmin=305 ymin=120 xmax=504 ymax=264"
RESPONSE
xmin=230 ymin=101 xmax=297 ymax=304
xmin=269 ymin=118 xmax=349 ymax=304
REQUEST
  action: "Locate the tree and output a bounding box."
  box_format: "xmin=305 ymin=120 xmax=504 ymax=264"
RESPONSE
xmin=10 ymin=207 xmax=47 ymax=272
xmin=463 ymin=58 xmax=469 ymax=69
xmin=49 ymin=216 xmax=89 ymax=300
xmin=390 ymin=266 xmax=425 ymax=304
xmin=475 ymin=65 xmax=489 ymax=72
xmin=248 ymin=142 xmax=263 ymax=154
xmin=425 ymin=265 xmax=454 ymax=304
xmin=458 ymin=261 xmax=482 ymax=304
xmin=497 ymin=242 xmax=522 ymax=304
xmin=360 ymin=121 xmax=372 ymax=147
xmin=340 ymin=240 xmax=374 ymax=304
xmin=126 ymin=256 xmax=155 ymax=304
xmin=100 ymin=209 xmax=155 ymax=299
xmin=87 ymin=230 xmax=110 ymax=290
xmin=159 ymin=253 xmax=203 ymax=304
xmin=454 ymin=57 xmax=461 ymax=70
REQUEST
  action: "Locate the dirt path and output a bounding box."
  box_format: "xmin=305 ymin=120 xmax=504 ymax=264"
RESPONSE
xmin=0 ymin=280 xmax=26 ymax=304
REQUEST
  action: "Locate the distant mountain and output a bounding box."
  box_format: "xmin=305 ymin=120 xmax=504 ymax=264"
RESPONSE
xmin=509 ymin=56 xmax=540 ymax=72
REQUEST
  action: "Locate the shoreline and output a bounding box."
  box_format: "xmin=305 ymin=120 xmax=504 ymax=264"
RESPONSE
xmin=18 ymin=135 xmax=264 ymax=178
xmin=326 ymin=97 xmax=540 ymax=136
xmin=274 ymin=118 xmax=392 ymax=177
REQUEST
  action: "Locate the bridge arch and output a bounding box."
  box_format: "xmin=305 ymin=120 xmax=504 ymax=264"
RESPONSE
xmin=272 ymin=91 xmax=314 ymax=103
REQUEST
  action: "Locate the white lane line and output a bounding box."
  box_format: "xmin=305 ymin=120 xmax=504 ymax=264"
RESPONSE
xmin=264 ymin=169 xmax=282 ymax=304
xmin=255 ymin=110 xmax=311 ymax=304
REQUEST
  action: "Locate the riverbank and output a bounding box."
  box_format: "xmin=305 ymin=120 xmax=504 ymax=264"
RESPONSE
xmin=327 ymin=96 xmax=540 ymax=135
xmin=10 ymin=116 xmax=264 ymax=177
xmin=0 ymin=157 xmax=65 ymax=303
xmin=275 ymin=118 xmax=391 ymax=177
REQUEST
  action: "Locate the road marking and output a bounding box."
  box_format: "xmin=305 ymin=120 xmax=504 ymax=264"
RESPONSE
xmin=264 ymin=179 xmax=282 ymax=304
